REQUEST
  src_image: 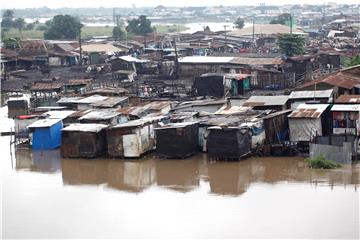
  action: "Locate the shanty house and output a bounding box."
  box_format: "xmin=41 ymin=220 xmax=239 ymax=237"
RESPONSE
xmin=79 ymin=109 xmax=125 ymax=125
xmin=7 ymin=99 xmax=28 ymax=118
xmin=243 ymin=95 xmax=289 ymax=111
xmin=155 ymin=122 xmax=199 ymax=158
xmin=74 ymin=95 xmax=108 ymax=110
xmin=27 ymin=118 xmax=63 ymax=149
xmin=90 ymin=96 xmax=129 ymax=109
xmin=288 ymin=89 xmax=334 ymax=109
xmin=331 ymin=104 xmax=359 ymax=135
xmin=107 ymin=117 xmax=166 ymax=158
xmin=288 ymin=104 xmax=330 ymax=142
xmin=61 ymin=123 xmax=108 ymax=158
xmin=194 ymin=73 xmax=250 ymax=97
xmin=207 ymin=126 xmax=251 ymax=160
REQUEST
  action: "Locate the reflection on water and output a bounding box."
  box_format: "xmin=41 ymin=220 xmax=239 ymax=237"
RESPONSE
xmin=15 ymin=148 xmax=61 ymax=173
xmin=14 ymin=147 xmax=360 ymax=195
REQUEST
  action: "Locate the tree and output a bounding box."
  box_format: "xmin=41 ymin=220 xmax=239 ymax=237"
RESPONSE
xmin=277 ymin=34 xmax=305 ymax=57
xmin=25 ymin=23 xmax=35 ymax=30
xmin=348 ymin=55 xmax=360 ymax=67
xmin=1 ymin=9 xmax=14 ymax=29
xmin=112 ymin=26 xmax=126 ymax=41
xmin=270 ymin=13 xmax=292 ymax=25
xmin=44 ymin=15 xmax=83 ymax=40
xmin=3 ymin=37 xmax=20 ymax=49
xmin=13 ymin=18 xmax=25 ymax=33
xmin=234 ymin=17 xmax=245 ymax=29
xmin=126 ymin=15 xmax=153 ymax=46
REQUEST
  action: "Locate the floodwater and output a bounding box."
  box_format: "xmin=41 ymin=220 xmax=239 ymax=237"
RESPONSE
xmin=1 ymin=133 xmax=359 ymax=238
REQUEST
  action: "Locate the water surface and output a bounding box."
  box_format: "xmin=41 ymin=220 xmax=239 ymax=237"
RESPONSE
xmin=2 ymin=136 xmax=359 ymax=238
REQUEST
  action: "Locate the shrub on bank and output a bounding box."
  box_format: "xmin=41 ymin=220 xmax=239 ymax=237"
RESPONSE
xmin=305 ymin=155 xmax=341 ymax=169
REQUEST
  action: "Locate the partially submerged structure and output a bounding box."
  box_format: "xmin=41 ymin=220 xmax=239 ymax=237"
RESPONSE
xmin=155 ymin=122 xmax=199 ymax=158
xmin=27 ymin=118 xmax=63 ymax=150
xmin=207 ymin=126 xmax=251 ymax=160
xmin=61 ymin=123 xmax=108 ymax=158
xmin=107 ymin=117 xmax=166 ymax=158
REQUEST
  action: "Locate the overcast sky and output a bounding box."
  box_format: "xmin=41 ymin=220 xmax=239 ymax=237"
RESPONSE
xmin=1 ymin=0 xmax=359 ymax=9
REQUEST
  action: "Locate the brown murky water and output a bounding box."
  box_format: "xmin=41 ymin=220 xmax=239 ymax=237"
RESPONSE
xmin=2 ymin=135 xmax=360 ymax=238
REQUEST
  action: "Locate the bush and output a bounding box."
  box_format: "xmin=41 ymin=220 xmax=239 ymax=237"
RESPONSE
xmin=305 ymin=155 xmax=341 ymax=169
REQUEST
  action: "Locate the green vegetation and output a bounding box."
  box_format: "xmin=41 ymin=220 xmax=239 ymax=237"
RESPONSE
xmin=348 ymin=55 xmax=360 ymax=67
xmin=277 ymin=34 xmax=305 ymax=56
xmin=270 ymin=13 xmax=292 ymax=25
xmin=44 ymin=15 xmax=82 ymax=39
xmin=112 ymin=26 xmax=126 ymax=41
xmin=305 ymin=155 xmax=341 ymax=169
xmin=153 ymin=24 xmax=188 ymax=33
xmin=234 ymin=17 xmax=245 ymax=29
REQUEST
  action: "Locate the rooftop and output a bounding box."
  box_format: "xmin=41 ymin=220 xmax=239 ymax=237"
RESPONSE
xmin=27 ymin=118 xmax=62 ymax=128
xmin=331 ymin=104 xmax=360 ymax=112
xmin=335 ymin=95 xmax=360 ymax=103
xmin=243 ymin=95 xmax=289 ymax=107
xmin=79 ymin=109 xmax=120 ymax=120
xmin=289 ymin=89 xmax=334 ymax=99
xmin=62 ymin=123 xmax=108 ymax=133
xmin=229 ymin=24 xmax=306 ymax=37
xmin=91 ymin=97 xmax=129 ymax=108
xmin=288 ymin=104 xmax=329 ymax=118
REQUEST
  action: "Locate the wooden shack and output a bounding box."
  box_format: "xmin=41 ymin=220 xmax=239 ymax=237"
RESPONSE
xmin=7 ymin=99 xmax=28 ymax=118
xmin=207 ymin=126 xmax=251 ymax=160
xmin=155 ymin=122 xmax=199 ymax=158
xmin=61 ymin=123 xmax=108 ymax=158
xmin=107 ymin=117 xmax=166 ymax=158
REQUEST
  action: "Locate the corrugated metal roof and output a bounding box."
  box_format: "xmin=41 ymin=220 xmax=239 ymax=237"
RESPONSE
xmin=300 ymin=72 xmax=360 ymax=90
xmin=27 ymin=118 xmax=62 ymax=128
xmin=57 ymin=97 xmax=84 ymax=104
xmin=65 ymin=79 xmax=92 ymax=86
xmin=42 ymin=110 xmax=76 ymax=120
xmin=77 ymin=44 xmax=125 ymax=53
xmin=214 ymin=105 xmax=253 ymax=115
xmin=91 ymin=97 xmax=128 ymax=108
xmin=179 ymin=56 xmax=234 ymax=64
xmin=31 ymin=82 xmax=63 ymax=91
xmin=143 ymin=101 xmax=171 ymax=111
xmin=243 ymin=95 xmax=289 ymax=107
xmin=62 ymin=123 xmax=108 ymax=132
xmin=118 ymin=55 xmax=148 ymax=63
xmin=289 ymin=89 xmax=333 ymax=99
xmin=331 ymin=104 xmax=360 ymax=112
xmin=288 ymin=104 xmax=329 ymax=118
xmin=75 ymin=95 xmax=108 ymax=104
xmin=116 ymin=106 xmax=148 ymax=117
xmin=229 ymin=57 xmax=283 ymax=66
xmin=335 ymin=95 xmax=360 ymax=103
xmin=155 ymin=121 xmax=199 ymax=130
xmin=79 ymin=109 xmax=120 ymax=120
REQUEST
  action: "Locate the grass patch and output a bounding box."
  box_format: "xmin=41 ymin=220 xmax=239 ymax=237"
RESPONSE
xmin=305 ymin=155 xmax=341 ymax=169
xmin=153 ymin=24 xmax=188 ymax=33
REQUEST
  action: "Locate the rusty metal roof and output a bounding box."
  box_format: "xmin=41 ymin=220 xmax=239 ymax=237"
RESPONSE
xmin=116 ymin=106 xmax=149 ymax=117
xmin=335 ymin=95 xmax=360 ymax=103
xmin=30 ymin=82 xmax=63 ymax=91
xmin=65 ymin=79 xmax=92 ymax=86
xmin=300 ymin=72 xmax=360 ymax=90
xmin=288 ymin=104 xmax=329 ymax=118
xmin=79 ymin=109 xmax=120 ymax=120
xmin=230 ymin=57 xmax=283 ymax=66
xmin=91 ymin=97 xmax=129 ymax=108
xmin=143 ymin=101 xmax=171 ymax=111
